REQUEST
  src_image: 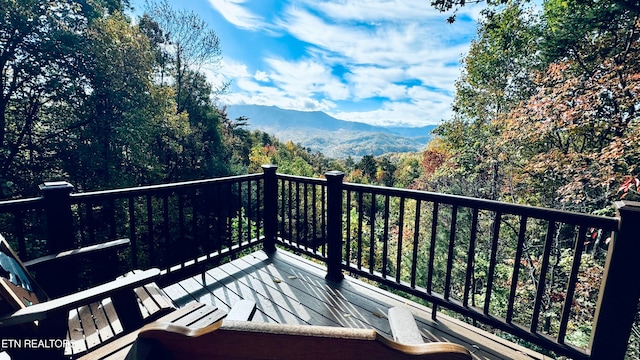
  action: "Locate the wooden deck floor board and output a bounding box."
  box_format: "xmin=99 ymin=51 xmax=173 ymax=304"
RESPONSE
xmin=232 ymin=254 xmax=374 ymax=327
xmin=263 ymin=250 xmax=546 ymax=360
xmin=222 ymin=258 xmax=339 ymax=326
xmin=162 ymin=282 xmax=197 ymax=308
xmin=206 ymin=264 xmax=302 ymax=324
xmin=165 ymin=249 xmax=548 ymax=360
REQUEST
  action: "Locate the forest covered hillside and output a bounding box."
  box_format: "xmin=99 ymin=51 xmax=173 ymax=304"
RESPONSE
xmin=225 ymin=105 xmax=434 ymax=158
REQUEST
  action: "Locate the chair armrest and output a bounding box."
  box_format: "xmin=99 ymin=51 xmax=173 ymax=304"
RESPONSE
xmin=24 ymin=238 xmax=131 ymax=269
xmin=0 ymin=268 xmax=160 ymax=327
xmin=388 ymin=306 xmax=424 ymax=345
xmin=225 ymin=300 xmax=256 ymax=321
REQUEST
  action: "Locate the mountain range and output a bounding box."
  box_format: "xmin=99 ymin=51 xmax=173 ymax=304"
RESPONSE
xmin=225 ymin=105 xmax=435 ymax=159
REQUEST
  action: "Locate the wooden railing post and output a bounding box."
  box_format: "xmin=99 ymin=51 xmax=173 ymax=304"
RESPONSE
xmin=40 ymin=181 xmax=75 ymax=253
xmin=589 ymin=201 xmax=640 ymax=360
xmin=39 ymin=181 xmax=76 ymax=296
xmin=325 ymin=171 xmax=344 ymax=282
xmin=262 ymin=165 xmax=278 ymax=253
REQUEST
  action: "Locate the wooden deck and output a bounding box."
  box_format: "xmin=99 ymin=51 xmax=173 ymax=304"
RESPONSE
xmin=161 ymin=249 xmax=550 ymax=360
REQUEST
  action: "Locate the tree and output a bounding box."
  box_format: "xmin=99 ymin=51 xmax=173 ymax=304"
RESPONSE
xmin=66 ymin=12 xmax=190 ymax=189
xmin=499 ymin=0 xmax=640 ymax=211
xmin=431 ymin=2 xmax=541 ymax=201
xmin=357 ymin=155 xmax=378 ymax=183
xmin=0 ymin=0 xmax=129 ymax=196
xmin=142 ymin=0 xmax=224 ymax=112
xmin=140 ymin=1 xmax=230 ymax=180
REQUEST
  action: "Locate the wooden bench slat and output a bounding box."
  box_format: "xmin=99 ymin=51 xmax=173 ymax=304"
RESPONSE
xmin=90 ymin=301 xmax=115 ymax=344
xmin=134 ymin=287 xmax=155 ymax=318
xmin=145 ymin=283 xmax=174 ymax=310
xmin=103 ymin=298 xmax=124 ymax=334
xmin=79 ymin=304 xmax=101 ymax=349
xmin=65 ymin=280 xmax=174 ymax=357
xmin=79 ymin=302 xmax=224 ymax=360
xmin=67 ymin=308 xmax=88 ymax=355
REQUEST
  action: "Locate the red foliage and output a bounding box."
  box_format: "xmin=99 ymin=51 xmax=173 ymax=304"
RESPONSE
xmin=421 ymin=149 xmax=449 ymax=177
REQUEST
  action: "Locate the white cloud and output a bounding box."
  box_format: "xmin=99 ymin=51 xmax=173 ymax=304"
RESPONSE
xmin=265 ymin=58 xmax=350 ymax=100
xmin=281 ymin=6 xmax=468 ymax=63
xmin=330 ymin=98 xmax=451 ymax=127
xmin=216 ymin=58 xmax=339 ymax=113
xmin=208 ymin=0 xmax=265 ymax=30
xmin=254 ymin=70 xmax=270 ymax=82
xmin=299 ymin=0 xmax=444 ymax=22
xmin=213 ymin=0 xmax=480 ymax=126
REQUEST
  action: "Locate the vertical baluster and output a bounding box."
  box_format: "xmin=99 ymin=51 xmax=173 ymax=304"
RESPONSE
xmin=227 ymin=183 xmax=234 ymax=248
xmin=295 ymin=181 xmax=301 ymax=247
xmin=128 ymin=196 xmax=138 ymax=268
xmin=237 ymin=181 xmax=244 ymax=246
xmin=345 ymin=190 xmax=352 ymax=267
xmin=463 ymin=208 xmax=479 ymax=307
xmin=279 ymin=179 xmax=285 ymax=240
xmin=427 ymin=202 xmax=439 ymax=294
xmin=444 ymin=205 xmax=458 ymax=300
xmin=302 ymin=182 xmax=308 ymax=251
xmin=14 ymin=210 xmax=26 ymax=258
xmin=215 ymin=184 xmax=223 ymax=254
xmin=178 ymin=193 xmax=185 ymax=252
xmin=484 ymin=211 xmax=502 ymax=315
xmin=410 ymin=200 xmax=421 ymax=288
xmin=430 ymin=202 xmax=440 ymax=322
xmin=162 ymin=194 xmax=169 ymax=266
xmin=557 ymin=225 xmax=587 ymax=343
xmin=254 ymin=180 xmax=258 ymax=239
xmin=204 ymin=186 xmax=212 ymax=255
xmin=247 ymin=180 xmax=253 ymax=243
xmin=369 ymin=193 xmax=376 ymax=275
xmin=506 ymin=216 xmax=528 ymax=322
xmin=192 ymin=189 xmax=199 ymax=253
xmin=312 ymin=184 xmax=318 ymax=250
xmin=530 ymin=220 xmax=556 ymax=333
xmin=303 ymin=182 xmax=308 ymax=250
xmin=87 ymin=201 xmax=95 ymax=245
xmin=288 ymin=180 xmax=293 ymax=243
xmin=109 ymin=199 xmax=117 ymax=241
xmin=146 ymin=195 xmax=154 ymax=266
xmin=382 ymin=195 xmax=390 ymax=278
xmin=395 ymin=197 xmax=405 ymax=284
xmin=357 ymin=191 xmax=364 ymax=270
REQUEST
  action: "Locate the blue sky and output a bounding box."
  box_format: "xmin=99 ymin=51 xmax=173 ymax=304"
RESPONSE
xmin=129 ymin=0 xmax=483 ymax=127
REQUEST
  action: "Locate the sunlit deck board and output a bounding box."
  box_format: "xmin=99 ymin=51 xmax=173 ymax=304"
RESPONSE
xmin=162 ymin=249 xmax=550 ymax=360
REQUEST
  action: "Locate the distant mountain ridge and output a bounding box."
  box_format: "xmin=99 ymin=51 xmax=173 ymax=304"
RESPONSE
xmin=225 ymin=105 xmax=435 ymax=159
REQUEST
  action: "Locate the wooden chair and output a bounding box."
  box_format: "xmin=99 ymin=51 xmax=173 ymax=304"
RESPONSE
xmin=125 ymin=300 xmax=473 ymax=360
xmin=0 ymin=235 xmax=174 ymax=359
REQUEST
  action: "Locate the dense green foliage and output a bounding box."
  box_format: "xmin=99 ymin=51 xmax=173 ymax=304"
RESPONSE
xmin=416 ymin=0 xmax=640 ymax=357
xmin=1 ymin=0 xmax=238 ymax=197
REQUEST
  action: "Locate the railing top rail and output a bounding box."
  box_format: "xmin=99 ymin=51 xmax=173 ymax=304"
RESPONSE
xmin=276 ymin=173 xmax=327 ymax=186
xmin=70 ymin=173 xmax=264 ymax=201
xmin=0 ymin=196 xmax=44 ymax=210
xmin=343 ymin=182 xmax=619 ymax=231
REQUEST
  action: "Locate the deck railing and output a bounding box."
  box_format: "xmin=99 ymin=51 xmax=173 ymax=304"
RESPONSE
xmin=0 ymin=165 xmax=638 ymax=360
